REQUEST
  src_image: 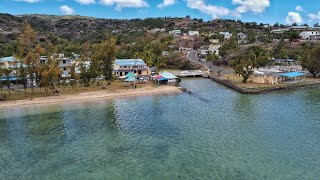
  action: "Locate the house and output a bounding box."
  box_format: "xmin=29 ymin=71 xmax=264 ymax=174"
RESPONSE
xmin=0 ymin=56 xmax=26 ymax=82
xmin=237 ymin=32 xmax=248 ymax=44
xmin=149 ymin=28 xmax=166 ymax=33
xmin=253 ymin=71 xmax=281 ymax=84
xmin=0 ymin=56 xmax=21 ymax=70
xmin=273 ymin=59 xmax=297 ymax=65
xmin=188 ymin=31 xmax=200 ymax=36
xmin=179 ymin=47 xmax=193 ymax=51
xmin=58 ymin=58 xmax=73 ymax=78
xmin=219 ymin=32 xmax=232 ymax=39
xmin=169 ymin=30 xmax=182 ymax=35
xmin=208 ymin=45 xmax=221 ymax=56
xmin=300 ymin=31 xmax=320 ymax=41
xmin=162 ymin=51 xmax=169 ymax=56
xmin=289 ymin=26 xmax=309 ymax=31
xmin=113 ymin=59 xmax=150 ymax=77
xmin=263 ymin=24 xmax=270 ymax=29
xmin=252 ymin=68 xmax=305 ymax=84
xmin=271 ymin=29 xmax=289 ymax=34
xmin=39 ymin=56 xmax=49 ymax=64
xmin=210 ymin=39 xmax=220 ymax=44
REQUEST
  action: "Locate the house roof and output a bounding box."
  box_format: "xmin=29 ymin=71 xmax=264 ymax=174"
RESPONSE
xmin=124 ymin=77 xmax=136 ymax=82
xmin=0 ymin=56 xmax=20 ymax=63
xmin=114 ymin=59 xmax=146 ymax=66
xmin=155 ymin=75 xmax=167 ymax=81
xmin=281 ymin=72 xmax=305 ymax=78
xmin=0 ymin=76 xmax=19 ymax=81
xmin=126 ymin=72 xmax=136 ymax=77
xmin=160 ymin=72 xmax=178 ymax=79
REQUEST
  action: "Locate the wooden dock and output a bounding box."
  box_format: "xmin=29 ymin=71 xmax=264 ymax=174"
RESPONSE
xmin=170 ymin=70 xmax=206 ymax=77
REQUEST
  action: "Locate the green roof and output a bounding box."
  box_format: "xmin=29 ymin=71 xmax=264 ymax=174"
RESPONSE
xmin=160 ymin=72 xmax=178 ymax=79
xmin=124 ymin=77 xmax=136 ymax=82
xmin=126 ymin=72 xmax=136 ymax=77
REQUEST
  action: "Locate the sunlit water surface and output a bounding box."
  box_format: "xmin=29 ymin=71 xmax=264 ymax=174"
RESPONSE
xmin=1 ymin=78 xmax=320 ymax=179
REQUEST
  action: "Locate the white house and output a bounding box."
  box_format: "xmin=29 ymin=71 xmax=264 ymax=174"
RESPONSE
xmin=58 ymin=58 xmax=73 ymax=78
xmin=208 ymin=45 xmax=221 ymax=56
xmin=188 ymin=31 xmax=200 ymax=36
xmin=162 ymin=51 xmax=169 ymax=56
xmin=237 ymin=32 xmax=248 ymax=44
xmin=113 ymin=59 xmax=150 ymax=77
xmin=169 ymin=30 xmax=182 ymax=35
xmin=149 ymin=28 xmax=166 ymax=33
xmin=219 ymin=32 xmax=232 ymax=39
xmin=300 ymin=31 xmax=320 ymax=41
xmin=290 ymin=26 xmax=309 ymax=31
xmin=271 ymin=29 xmax=289 ymax=34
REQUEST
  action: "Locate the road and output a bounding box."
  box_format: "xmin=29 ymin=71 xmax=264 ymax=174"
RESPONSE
xmin=187 ymin=50 xmax=234 ymax=75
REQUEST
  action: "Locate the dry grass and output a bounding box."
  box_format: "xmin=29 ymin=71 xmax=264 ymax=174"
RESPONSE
xmin=1 ymin=80 xmax=152 ymax=101
xmin=219 ymin=74 xmax=320 ymax=90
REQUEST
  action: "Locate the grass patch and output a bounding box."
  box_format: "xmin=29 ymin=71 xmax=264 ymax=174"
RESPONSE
xmin=1 ymin=80 xmax=152 ymax=101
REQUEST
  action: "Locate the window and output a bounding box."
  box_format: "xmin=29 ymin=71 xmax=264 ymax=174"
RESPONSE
xmin=63 ymin=60 xmax=66 ymax=64
xmin=63 ymin=67 xmax=67 ymax=71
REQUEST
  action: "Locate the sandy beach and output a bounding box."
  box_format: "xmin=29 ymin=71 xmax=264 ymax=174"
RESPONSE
xmin=0 ymin=85 xmax=182 ymax=109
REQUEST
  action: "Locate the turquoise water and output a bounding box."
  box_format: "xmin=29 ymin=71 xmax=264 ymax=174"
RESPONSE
xmin=1 ymin=78 xmax=320 ymax=179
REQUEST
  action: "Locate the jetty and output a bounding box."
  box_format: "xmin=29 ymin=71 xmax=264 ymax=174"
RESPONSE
xmin=171 ymin=70 xmax=206 ymax=77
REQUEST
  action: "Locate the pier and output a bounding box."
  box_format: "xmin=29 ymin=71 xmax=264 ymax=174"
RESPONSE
xmin=170 ymin=70 xmax=206 ymax=77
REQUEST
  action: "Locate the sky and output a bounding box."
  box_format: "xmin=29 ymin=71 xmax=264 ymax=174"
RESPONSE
xmin=0 ymin=0 xmax=319 ymax=25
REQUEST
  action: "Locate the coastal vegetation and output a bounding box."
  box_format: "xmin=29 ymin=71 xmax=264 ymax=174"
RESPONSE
xmin=230 ymin=46 xmax=269 ymax=83
xmin=2 ymin=13 xmax=320 ymax=99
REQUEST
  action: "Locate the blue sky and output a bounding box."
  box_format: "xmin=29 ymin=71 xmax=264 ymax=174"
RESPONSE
xmin=0 ymin=0 xmax=319 ymax=25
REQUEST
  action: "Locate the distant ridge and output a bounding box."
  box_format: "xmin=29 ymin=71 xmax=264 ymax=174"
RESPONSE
xmin=18 ymin=14 xmax=98 ymax=20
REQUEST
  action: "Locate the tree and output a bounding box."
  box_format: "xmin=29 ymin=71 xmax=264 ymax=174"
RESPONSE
xmin=133 ymin=49 xmax=156 ymax=66
xmin=0 ymin=63 xmax=3 ymax=94
xmin=70 ymin=64 xmax=79 ymax=89
xmin=3 ymin=68 xmax=12 ymax=95
xmin=206 ymin=51 xmax=219 ymax=65
xmin=19 ymin=64 xmax=28 ymax=94
xmin=247 ymin=30 xmax=256 ymax=44
xmin=40 ymin=61 xmax=60 ymax=93
xmin=219 ymin=36 xmax=239 ymax=57
xmin=92 ymin=37 xmax=117 ymax=82
xmin=230 ymin=46 xmax=269 ymax=83
xmin=80 ymin=63 xmax=91 ymax=87
xmin=292 ymin=22 xmax=298 ymax=26
xmin=17 ymin=22 xmax=39 ymax=93
xmin=301 ymin=46 xmax=320 ymax=78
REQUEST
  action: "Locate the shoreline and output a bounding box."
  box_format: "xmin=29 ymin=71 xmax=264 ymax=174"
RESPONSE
xmin=207 ymin=75 xmax=320 ymax=94
xmin=0 ymin=86 xmax=183 ymax=109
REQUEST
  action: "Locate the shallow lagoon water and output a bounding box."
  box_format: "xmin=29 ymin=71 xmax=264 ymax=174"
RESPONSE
xmin=1 ymin=78 xmax=320 ymax=179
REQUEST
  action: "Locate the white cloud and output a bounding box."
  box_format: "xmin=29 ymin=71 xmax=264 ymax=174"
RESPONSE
xmin=75 ymin=0 xmax=95 ymax=5
xmin=232 ymin=0 xmax=270 ymax=14
xmin=15 ymin=0 xmax=41 ymax=2
xmin=285 ymin=12 xmax=303 ymax=24
xmin=186 ymin=0 xmax=230 ymax=19
xmin=309 ymin=12 xmax=320 ymax=23
xmin=60 ymin=5 xmax=75 ymax=15
xmin=295 ymin=6 xmax=303 ymax=12
xmin=100 ymin=0 xmax=149 ymax=10
xmin=157 ymin=0 xmax=176 ymax=8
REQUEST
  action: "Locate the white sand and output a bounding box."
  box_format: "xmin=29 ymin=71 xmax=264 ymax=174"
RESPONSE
xmin=0 ymin=86 xmax=182 ymax=109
